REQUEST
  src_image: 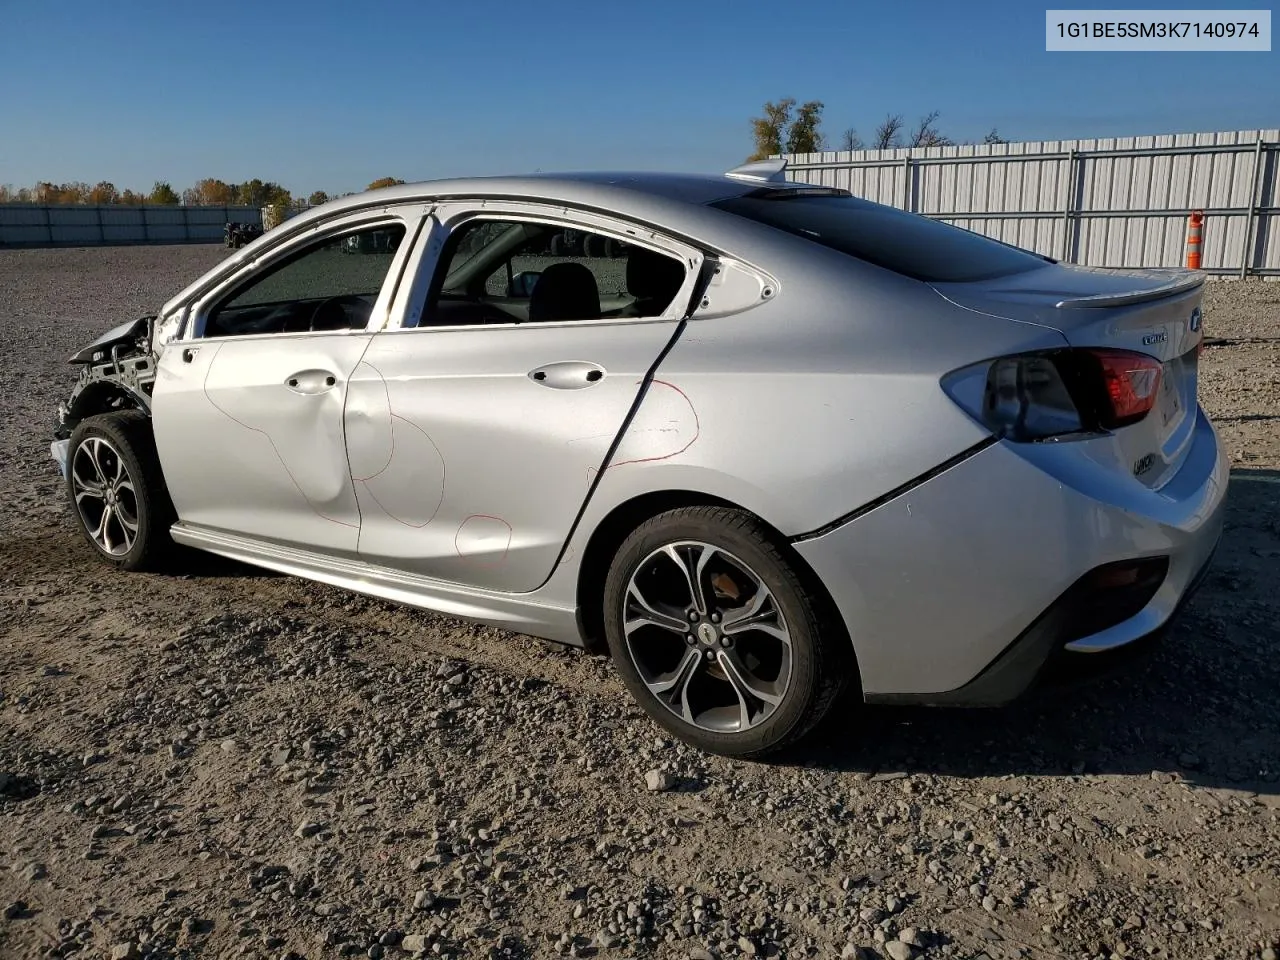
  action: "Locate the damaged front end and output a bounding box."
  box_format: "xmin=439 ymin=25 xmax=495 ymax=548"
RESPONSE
xmin=51 ymin=315 xmax=159 ymax=477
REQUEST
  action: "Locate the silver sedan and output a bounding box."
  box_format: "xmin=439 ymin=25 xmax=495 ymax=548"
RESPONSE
xmin=51 ymin=159 xmax=1227 ymax=757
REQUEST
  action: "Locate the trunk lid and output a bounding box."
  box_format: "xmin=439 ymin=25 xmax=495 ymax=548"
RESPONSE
xmin=932 ymin=264 xmax=1205 ymax=489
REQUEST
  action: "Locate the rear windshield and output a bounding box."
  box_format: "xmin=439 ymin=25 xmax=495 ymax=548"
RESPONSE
xmin=710 ymin=193 xmax=1050 ymax=283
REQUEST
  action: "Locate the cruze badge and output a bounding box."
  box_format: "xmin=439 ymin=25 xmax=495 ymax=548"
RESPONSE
xmin=1142 ymin=331 xmax=1168 ymax=346
xmin=1133 ymin=453 xmax=1156 ymax=477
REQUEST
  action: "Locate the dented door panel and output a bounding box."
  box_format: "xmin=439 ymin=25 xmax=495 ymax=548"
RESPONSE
xmin=348 ymin=321 xmax=682 ymax=592
xmin=151 ymin=207 xmax=426 ymax=556
xmin=153 ymin=334 xmax=372 ymax=555
xmin=347 ymin=202 xmax=707 ymax=593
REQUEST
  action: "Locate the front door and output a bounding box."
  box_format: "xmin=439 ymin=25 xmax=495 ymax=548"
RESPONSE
xmin=153 ymin=218 xmax=416 ymax=556
xmin=349 ymin=206 xmax=704 ymax=592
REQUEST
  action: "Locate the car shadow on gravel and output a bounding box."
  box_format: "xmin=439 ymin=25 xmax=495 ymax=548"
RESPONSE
xmin=167 ymin=545 xmax=282 ymax=579
xmin=1216 ymin=414 xmax=1280 ymax=423
xmin=787 ymin=473 xmax=1280 ymax=796
xmin=3 ymin=529 xmax=279 ymax=581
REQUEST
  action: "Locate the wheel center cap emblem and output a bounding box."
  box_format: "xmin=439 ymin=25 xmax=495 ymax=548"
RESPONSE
xmin=697 ymin=622 xmax=717 ymax=645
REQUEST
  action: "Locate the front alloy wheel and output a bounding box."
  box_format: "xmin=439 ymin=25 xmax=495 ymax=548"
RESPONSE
xmin=71 ymin=436 xmax=140 ymax=556
xmin=65 ymin=411 xmax=174 ymax=571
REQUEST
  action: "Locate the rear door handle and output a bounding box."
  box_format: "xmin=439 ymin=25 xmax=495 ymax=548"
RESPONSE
xmin=528 ymin=361 xmax=606 ymax=389
xmin=285 ymin=369 xmax=339 ymax=395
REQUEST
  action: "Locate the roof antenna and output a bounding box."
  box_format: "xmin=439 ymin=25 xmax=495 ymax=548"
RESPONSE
xmin=724 ymin=158 xmax=789 ymax=183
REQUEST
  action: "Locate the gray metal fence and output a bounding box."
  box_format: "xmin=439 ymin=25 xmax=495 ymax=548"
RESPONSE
xmin=0 ymin=205 xmax=264 ymax=247
xmin=782 ymin=128 xmax=1280 ymax=278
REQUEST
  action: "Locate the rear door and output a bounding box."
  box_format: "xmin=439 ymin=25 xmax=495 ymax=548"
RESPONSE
xmin=347 ymin=202 xmax=705 ymax=593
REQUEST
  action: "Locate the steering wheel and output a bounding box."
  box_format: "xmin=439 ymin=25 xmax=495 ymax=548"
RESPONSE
xmin=307 ymin=294 xmax=372 ymax=332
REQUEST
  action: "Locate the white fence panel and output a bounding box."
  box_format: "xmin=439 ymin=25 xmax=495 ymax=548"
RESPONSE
xmin=0 ymin=205 xmax=263 ymax=246
xmin=784 ymin=128 xmax=1280 ymax=277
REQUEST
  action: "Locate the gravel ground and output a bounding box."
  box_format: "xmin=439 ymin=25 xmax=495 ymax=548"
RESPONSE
xmin=1 ymin=246 xmax=1278 ymax=960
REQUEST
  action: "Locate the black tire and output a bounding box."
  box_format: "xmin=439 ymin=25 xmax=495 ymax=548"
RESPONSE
xmin=602 ymin=506 xmax=853 ymax=758
xmin=549 ymin=234 xmax=565 ymax=256
xmin=65 ymin=411 xmax=175 ymax=572
xmin=603 ymin=237 xmax=619 ymax=258
xmin=583 ymin=234 xmax=605 ymax=258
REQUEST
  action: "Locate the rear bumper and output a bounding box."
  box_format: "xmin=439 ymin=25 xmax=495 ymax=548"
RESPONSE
xmin=872 ymin=538 xmax=1218 ymax=706
xmin=793 ymin=406 xmax=1228 ymax=702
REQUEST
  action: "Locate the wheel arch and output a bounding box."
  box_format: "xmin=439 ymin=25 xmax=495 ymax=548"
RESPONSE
xmin=66 ymin=379 xmax=151 ymax=431
xmin=574 ymin=489 xmax=856 ymax=672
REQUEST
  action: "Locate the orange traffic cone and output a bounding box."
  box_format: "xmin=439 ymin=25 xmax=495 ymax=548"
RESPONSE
xmin=1185 ymin=211 xmax=1204 ymax=269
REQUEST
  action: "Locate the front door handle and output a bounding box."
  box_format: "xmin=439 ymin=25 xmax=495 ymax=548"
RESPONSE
xmin=285 ymin=369 xmax=339 ymax=395
xmin=528 ymin=361 xmax=606 ymax=390
xmin=181 ymin=347 xmax=199 ymax=363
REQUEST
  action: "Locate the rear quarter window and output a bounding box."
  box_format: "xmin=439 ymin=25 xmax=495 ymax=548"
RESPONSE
xmin=710 ymin=193 xmax=1050 ymax=283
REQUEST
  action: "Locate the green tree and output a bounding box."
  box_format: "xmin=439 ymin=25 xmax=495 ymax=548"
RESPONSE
xmin=119 ymin=189 xmax=144 ymax=205
xmin=149 ymin=181 xmax=180 ymax=204
xmin=32 ymin=181 xmax=91 ymax=203
xmin=236 ymin=179 xmax=268 ymax=206
xmin=89 ymin=181 xmax=119 ymax=204
xmin=367 ymin=177 xmax=405 ymax=191
xmin=263 ymin=183 xmax=292 ymax=209
xmin=786 ymin=100 xmax=825 ymax=154
xmin=749 ymin=98 xmax=795 ymax=161
xmin=307 ymin=190 xmax=330 ymax=206
xmin=748 ymin=98 xmax=826 ymax=158
xmin=983 ymin=127 xmax=1007 ymax=145
xmin=188 ymin=178 xmax=235 ymax=204
xmin=233 ymin=179 xmax=289 ymax=207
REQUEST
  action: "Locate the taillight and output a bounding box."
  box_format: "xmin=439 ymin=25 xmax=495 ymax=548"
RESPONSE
xmin=1088 ymin=349 xmax=1162 ymax=428
xmin=943 ymin=348 xmax=1164 ymax=442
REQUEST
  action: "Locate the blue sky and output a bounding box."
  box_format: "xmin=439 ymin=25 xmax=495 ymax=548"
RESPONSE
xmin=1 ymin=0 xmax=1275 ymax=196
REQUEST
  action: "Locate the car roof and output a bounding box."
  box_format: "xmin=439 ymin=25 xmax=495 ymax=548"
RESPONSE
xmin=289 ymin=169 xmax=817 ymax=228
xmin=370 ymin=171 xmax=760 ymax=205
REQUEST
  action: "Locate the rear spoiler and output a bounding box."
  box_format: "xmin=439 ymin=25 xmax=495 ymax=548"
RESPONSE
xmin=1054 ymin=271 xmax=1204 ymax=309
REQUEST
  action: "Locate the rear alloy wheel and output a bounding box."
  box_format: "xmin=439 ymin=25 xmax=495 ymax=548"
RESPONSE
xmin=66 ymin=411 xmax=174 ymax=571
xmin=603 ymin=506 xmax=851 ymax=757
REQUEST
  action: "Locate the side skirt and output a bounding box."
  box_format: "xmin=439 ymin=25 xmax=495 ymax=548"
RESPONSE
xmin=169 ymin=523 xmax=584 ymax=645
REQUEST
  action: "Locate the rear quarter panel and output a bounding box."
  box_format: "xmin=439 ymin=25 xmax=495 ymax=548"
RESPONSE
xmin=540 ymin=240 xmax=1071 ymax=609
xmin=592 ymin=244 xmax=1068 ymax=537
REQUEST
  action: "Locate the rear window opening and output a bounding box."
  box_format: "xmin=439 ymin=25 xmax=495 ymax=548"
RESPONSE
xmin=710 ymin=191 xmax=1053 ymax=283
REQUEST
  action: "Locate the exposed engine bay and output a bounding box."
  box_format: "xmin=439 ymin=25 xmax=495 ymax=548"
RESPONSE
xmin=53 ymin=315 xmax=158 ymax=445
